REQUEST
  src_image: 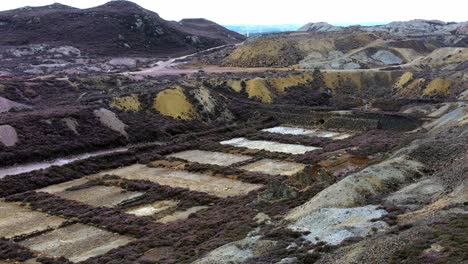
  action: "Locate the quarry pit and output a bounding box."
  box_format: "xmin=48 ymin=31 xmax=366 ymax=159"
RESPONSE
xmin=0 ymin=4 xmax=466 ymax=263
xmin=1 ymin=95 xmax=466 ymax=263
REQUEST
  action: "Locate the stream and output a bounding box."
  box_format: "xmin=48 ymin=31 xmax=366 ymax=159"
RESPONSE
xmin=0 ymin=147 xmax=128 ymax=179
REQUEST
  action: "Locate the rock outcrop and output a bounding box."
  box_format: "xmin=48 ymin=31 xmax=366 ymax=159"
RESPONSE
xmin=298 ymin=22 xmax=343 ymax=32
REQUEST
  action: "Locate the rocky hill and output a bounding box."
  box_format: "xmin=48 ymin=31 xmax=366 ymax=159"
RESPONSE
xmin=299 ymin=19 xmax=468 ymax=36
xmin=173 ymin=18 xmax=245 ymax=44
xmin=298 ymin=22 xmax=342 ymax=32
xmin=222 ymin=19 xmax=468 ymax=69
xmin=0 ymin=1 xmax=246 ymax=56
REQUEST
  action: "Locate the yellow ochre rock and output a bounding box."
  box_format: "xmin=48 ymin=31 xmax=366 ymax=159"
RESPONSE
xmin=110 ymin=94 xmax=141 ymax=112
xmin=394 ymin=72 xmax=414 ymax=89
xmin=267 ymin=73 xmax=312 ymax=93
xmin=323 ymin=72 xmax=363 ymax=91
xmin=245 ymin=78 xmax=273 ymax=103
xmin=153 ymin=87 xmax=197 ymax=120
xmin=225 ymin=79 xmax=244 ymax=93
xmin=423 ymin=78 xmax=452 ymax=96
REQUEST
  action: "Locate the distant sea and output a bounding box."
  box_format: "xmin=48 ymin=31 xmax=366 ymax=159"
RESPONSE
xmin=332 ymin=22 xmax=388 ymax=27
xmin=224 ymin=24 xmax=302 ymax=36
xmin=224 ymin=22 xmax=388 ymax=36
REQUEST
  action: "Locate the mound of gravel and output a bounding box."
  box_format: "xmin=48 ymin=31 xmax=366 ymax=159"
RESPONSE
xmin=0 ymin=96 xmax=30 ymax=113
xmin=371 ymin=50 xmax=403 ymax=65
xmin=93 ymin=108 xmax=128 ymax=138
xmin=289 ymin=205 xmax=388 ymax=245
xmin=286 ymin=156 xmax=425 ymax=219
xmin=0 ymin=125 xmax=18 ymax=147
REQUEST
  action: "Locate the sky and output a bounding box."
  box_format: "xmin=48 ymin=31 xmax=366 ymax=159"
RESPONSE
xmin=0 ymin=0 xmax=466 ymax=25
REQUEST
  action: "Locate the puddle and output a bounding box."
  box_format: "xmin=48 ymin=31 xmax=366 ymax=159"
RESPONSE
xmin=167 ymin=150 xmax=252 ymax=166
xmin=262 ymin=126 xmax=352 ymax=140
xmin=157 ymin=206 xmax=209 ymax=224
xmin=0 ymin=147 xmax=128 ymax=179
xmin=41 ymin=184 xmax=143 ymax=208
xmin=239 ymin=159 xmax=305 ymax=176
xmin=0 ymin=201 xmax=65 ymax=239
xmin=316 ymin=154 xmax=370 ymax=178
xmin=220 ymin=137 xmax=320 ymax=155
xmin=100 ymin=164 xmax=263 ymax=198
xmin=126 ymin=200 xmax=179 ymax=217
xmin=19 ymin=223 xmax=134 ymax=263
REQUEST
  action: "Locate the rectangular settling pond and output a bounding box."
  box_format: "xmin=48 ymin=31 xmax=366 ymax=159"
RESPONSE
xmin=220 ymin=137 xmax=321 ymax=155
xmin=167 ymin=150 xmax=252 ymax=166
xmin=20 ymin=223 xmax=134 ymax=263
xmin=239 ymin=159 xmax=306 ymax=176
xmin=39 ymin=179 xmax=143 ymax=208
xmin=262 ymin=126 xmax=352 ymax=140
xmin=99 ymin=164 xmax=263 ymax=198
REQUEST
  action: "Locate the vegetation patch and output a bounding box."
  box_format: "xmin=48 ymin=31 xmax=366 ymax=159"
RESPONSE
xmin=0 ymin=238 xmax=35 ymax=261
xmin=391 ymin=215 xmax=468 ymax=264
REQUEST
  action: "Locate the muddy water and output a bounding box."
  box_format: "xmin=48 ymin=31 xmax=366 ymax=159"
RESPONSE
xmin=0 ymin=147 xmax=128 ymax=179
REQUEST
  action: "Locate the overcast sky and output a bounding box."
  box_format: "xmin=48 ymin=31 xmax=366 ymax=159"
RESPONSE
xmin=0 ymin=0 xmax=466 ymax=25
